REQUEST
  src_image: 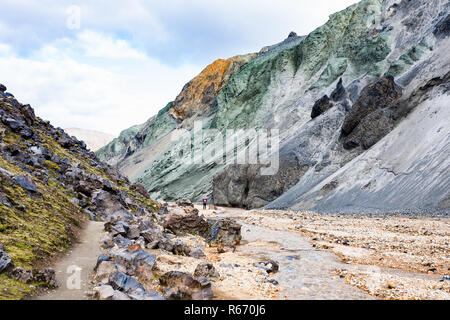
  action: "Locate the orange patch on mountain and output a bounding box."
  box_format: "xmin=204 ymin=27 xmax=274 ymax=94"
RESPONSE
xmin=169 ymin=54 xmax=257 ymax=120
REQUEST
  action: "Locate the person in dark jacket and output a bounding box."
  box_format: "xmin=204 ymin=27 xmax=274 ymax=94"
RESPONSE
xmin=202 ymin=198 xmax=207 ymax=210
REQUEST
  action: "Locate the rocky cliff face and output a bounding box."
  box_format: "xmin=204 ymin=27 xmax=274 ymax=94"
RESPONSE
xmin=0 ymin=85 xmax=160 ymax=299
xmin=98 ymin=0 xmax=450 ymax=214
xmin=169 ymin=54 xmax=258 ymax=121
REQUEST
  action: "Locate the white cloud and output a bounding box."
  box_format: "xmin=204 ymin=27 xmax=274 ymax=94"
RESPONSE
xmin=0 ymin=1 xmax=361 ymax=136
xmin=0 ymin=34 xmax=201 ymax=135
xmin=76 ymin=30 xmax=148 ymax=60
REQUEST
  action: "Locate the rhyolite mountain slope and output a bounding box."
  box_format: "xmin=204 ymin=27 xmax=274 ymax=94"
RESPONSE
xmin=98 ymin=0 xmax=450 ymax=214
xmin=0 ymin=85 xmax=159 ymax=299
xmin=64 ymin=128 xmax=114 ymax=151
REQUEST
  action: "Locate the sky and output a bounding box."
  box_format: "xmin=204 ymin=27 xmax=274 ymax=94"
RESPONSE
xmin=0 ymin=0 xmax=359 ymax=136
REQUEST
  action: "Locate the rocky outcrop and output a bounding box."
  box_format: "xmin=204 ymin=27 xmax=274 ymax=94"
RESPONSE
xmin=341 ymin=76 xmax=402 ymax=139
xmin=311 ymin=78 xmax=348 ymax=119
xmin=169 ymin=54 xmax=258 ymax=120
xmin=0 ymin=84 xmax=159 ymax=299
xmin=213 ymin=153 xmax=304 ymax=209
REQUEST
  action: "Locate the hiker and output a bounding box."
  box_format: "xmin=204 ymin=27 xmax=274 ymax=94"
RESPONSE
xmin=202 ymin=198 xmax=207 ymax=210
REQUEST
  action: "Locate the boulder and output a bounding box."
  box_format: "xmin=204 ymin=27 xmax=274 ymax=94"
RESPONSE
xmin=19 ymin=127 xmax=33 ymax=139
xmin=311 ymin=95 xmax=333 ymax=119
xmin=112 ymin=236 xmax=133 ymax=249
xmin=159 ymin=271 xmax=213 ymax=300
xmin=83 ymin=209 xmax=97 ymax=221
xmin=2 ymin=117 xmax=24 ymax=132
xmin=189 ymin=248 xmax=206 ymax=259
xmin=21 ymin=104 xmax=35 ymax=126
xmin=109 ymin=250 xmax=134 ymax=271
xmin=140 ymin=227 xmax=164 ymax=244
xmin=159 ymin=271 xmax=202 ymax=290
xmin=176 ymin=198 xmax=194 ymax=208
xmin=13 ymin=174 xmax=38 ymax=193
xmin=126 ymin=225 xmax=141 ymax=239
xmin=9 ymin=267 xmax=33 ymax=283
xmin=343 ymin=108 xmax=394 ymax=150
xmin=0 ymin=84 xmax=6 ymax=92
xmin=90 ymin=191 xmax=126 ymax=217
xmin=131 ymin=250 xmax=157 ymax=270
xmin=94 ymin=254 xmax=111 ymax=271
xmin=33 ymin=267 xmax=57 ymax=287
xmin=163 ymin=211 xmax=209 ymax=236
xmin=97 ymin=284 xmax=115 ymax=300
xmin=0 ymin=250 xmax=14 ymax=274
xmin=95 ymin=261 xmax=126 ymax=283
xmin=330 ymin=78 xmax=347 ymax=102
xmin=205 ymin=218 xmax=242 ymax=247
xmin=341 ymin=75 xmax=402 ymax=135
xmin=109 ymin=221 xmax=130 ymax=237
xmin=172 ymin=240 xmax=191 ymax=256
xmin=194 ymin=262 xmax=220 ymax=279
xmin=108 ymin=271 xmax=145 ymax=293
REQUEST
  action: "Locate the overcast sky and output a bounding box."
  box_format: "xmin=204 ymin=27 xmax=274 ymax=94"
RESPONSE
xmin=0 ymin=0 xmax=358 ymax=135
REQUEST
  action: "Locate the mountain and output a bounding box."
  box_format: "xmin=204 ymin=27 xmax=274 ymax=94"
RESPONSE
xmin=0 ymin=85 xmax=159 ymax=299
xmin=64 ymin=128 xmax=114 ymax=152
xmin=97 ymin=0 xmax=450 ymax=214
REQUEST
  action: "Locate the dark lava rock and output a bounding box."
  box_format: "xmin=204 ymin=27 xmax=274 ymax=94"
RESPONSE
xmin=311 ymin=95 xmax=333 ymax=119
xmin=130 ymin=182 xmax=150 ymax=198
xmin=109 ymin=250 xmax=134 ymax=271
xmin=110 ymin=221 xmax=130 ymax=237
xmin=159 ymin=271 xmax=201 ymax=290
xmin=113 ymin=236 xmax=133 ymax=249
xmin=131 ymin=250 xmax=157 ymax=270
xmin=140 ymin=227 xmax=164 ymax=244
xmin=0 ymin=249 xmax=14 ymax=274
xmin=173 ymin=240 xmax=191 ymax=256
xmin=254 ymin=260 xmax=279 ymax=274
xmin=34 ymin=267 xmax=57 ymax=287
xmin=13 ymin=174 xmax=38 ymax=193
xmin=109 ymin=271 xmax=145 ymax=293
xmin=441 ymin=275 xmax=450 ymax=282
xmin=3 ymin=117 xmax=24 ymax=132
xmin=205 ymin=218 xmax=242 ymax=247
xmin=330 ymin=78 xmax=347 ymax=102
xmin=21 ymin=104 xmax=35 ymax=126
xmin=9 ymin=267 xmax=33 ymax=283
xmin=213 ymin=153 xmax=303 ymax=209
xmin=341 ymin=75 xmax=402 ymax=136
xmin=19 ymin=127 xmax=34 ymax=139
xmin=126 ymin=225 xmax=141 ymax=239
xmin=159 ymin=271 xmax=212 ymax=300
xmin=175 ymin=198 xmax=194 ymax=208
xmin=163 ymin=211 xmax=209 ymax=236
xmin=194 ymin=262 xmax=220 ymax=279
xmin=105 ymin=210 xmax=134 ymax=224
xmin=94 ymin=254 xmax=111 ymax=271
xmin=189 ymin=248 xmax=206 ymax=259
xmin=343 ymin=108 xmax=394 ymax=150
